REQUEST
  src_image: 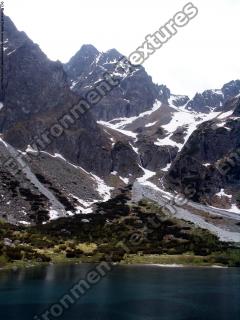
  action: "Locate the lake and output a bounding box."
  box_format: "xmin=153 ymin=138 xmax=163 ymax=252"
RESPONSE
xmin=0 ymin=264 xmax=239 ymax=320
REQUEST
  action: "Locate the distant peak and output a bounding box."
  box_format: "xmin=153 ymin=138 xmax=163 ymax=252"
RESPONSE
xmin=78 ymin=44 xmax=99 ymax=56
xmin=105 ymin=48 xmax=123 ymax=58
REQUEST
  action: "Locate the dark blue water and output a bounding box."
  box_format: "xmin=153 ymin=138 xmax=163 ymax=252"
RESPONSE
xmin=0 ymin=264 xmax=239 ymax=320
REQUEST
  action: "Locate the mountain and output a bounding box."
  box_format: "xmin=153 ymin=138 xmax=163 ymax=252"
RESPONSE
xmin=64 ymin=45 xmax=161 ymax=121
xmin=165 ymin=95 xmax=240 ymax=212
xmin=0 ymin=16 xmax=72 ymax=129
xmin=0 ymin=16 xmax=144 ymax=223
xmin=185 ymin=80 xmax=240 ymax=113
xmin=1 ymin=15 xmax=240 ymax=230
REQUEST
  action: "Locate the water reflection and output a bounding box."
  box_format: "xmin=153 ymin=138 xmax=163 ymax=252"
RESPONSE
xmin=0 ymin=265 xmax=239 ymax=320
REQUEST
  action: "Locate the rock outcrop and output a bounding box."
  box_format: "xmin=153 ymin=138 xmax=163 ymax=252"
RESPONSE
xmin=165 ymin=96 xmax=240 ymax=208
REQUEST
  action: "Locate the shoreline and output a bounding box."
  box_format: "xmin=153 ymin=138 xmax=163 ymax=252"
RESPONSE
xmin=0 ymin=259 xmax=230 ymax=272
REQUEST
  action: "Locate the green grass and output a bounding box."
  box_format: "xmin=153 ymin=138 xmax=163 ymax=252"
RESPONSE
xmin=122 ymin=254 xmax=219 ymax=266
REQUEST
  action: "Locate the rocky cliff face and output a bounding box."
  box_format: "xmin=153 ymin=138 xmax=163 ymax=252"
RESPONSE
xmin=0 ymin=16 xmax=120 ymax=178
xmin=0 ymin=16 xmax=146 ymax=224
xmin=64 ymin=45 xmax=161 ymax=121
xmin=165 ymin=96 xmax=240 ymax=210
xmin=185 ymin=81 xmax=240 ymax=113
xmin=0 ymin=16 xmax=72 ymax=130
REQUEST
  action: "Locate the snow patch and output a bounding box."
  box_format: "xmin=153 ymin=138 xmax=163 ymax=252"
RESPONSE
xmin=98 ymin=120 xmax=137 ymax=138
xmin=154 ymin=103 xmax=220 ymax=151
xmin=70 ymin=80 xmax=78 ymax=89
xmin=162 ymin=163 xmax=171 ymax=172
xmin=119 ymin=176 xmax=129 ymax=184
xmin=210 ymin=204 xmax=240 ymax=215
xmin=154 ymin=135 xmax=182 ymax=149
xmin=110 ymin=100 xmax=162 ymax=129
xmin=72 ymin=195 xmax=94 ymax=214
xmin=91 ymin=173 xmax=113 ymax=202
xmin=203 ymin=163 xmax=211 ymax=167
xmin=95 ymin=52 xmax=103 ymax=64
xmin=26 ymin=145 xmax=39 ymax=154
xmin=217 ymin=110 xmax=234 ymax=120
xmin=129 ymin=142 xmax=139 ymax=154
xmin=137 ymin=166 xmax=156 ymax=183
xmin=49 ymin=209 xmax=62 ymax=220
xmin=216 ymin=189 xmax=232 ymax=199
xmin=228 ymin=204 xmax=240 ymax=214
xmin=145 ymin=121 xmax=157 ymax=128
xmin=215 ymin=121 xmax=231 ymax=131
xmin=19 ymin=221 xmax=31 ymax=226
xmin=7 ymin=49 xmax=17 ymax=55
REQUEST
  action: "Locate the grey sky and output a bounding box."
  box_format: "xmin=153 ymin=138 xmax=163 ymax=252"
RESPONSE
xmin=5 ymin=0 xmax=240 ymax=96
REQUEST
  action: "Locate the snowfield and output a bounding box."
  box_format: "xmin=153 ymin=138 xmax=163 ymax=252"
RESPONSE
xmin=154 ymin=99 xmax=221 ymax=151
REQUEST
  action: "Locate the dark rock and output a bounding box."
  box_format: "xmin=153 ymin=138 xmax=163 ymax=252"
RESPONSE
xmin=165 ymin=96 xmax=240 ymax=203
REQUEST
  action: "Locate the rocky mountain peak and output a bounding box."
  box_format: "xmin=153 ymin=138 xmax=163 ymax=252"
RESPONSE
xmin=185 ymin=80 xmax=240 ymax=113
xmin=222 ymin=80 xmax=240 ymax=101
xmin=1 ymin=17 xmax=73 ymax=131
xmin=64 ymin=44 xmax=100 ymax=79
xmin=186 ymin=90 xmax=223 ymax=113
xmin=64 ymin=46 xmax=160 ymax=121
xmin=157 ymin=85 xmax=171 ymax=103
xmin=101 ymin=48 xmax=123 ymax=61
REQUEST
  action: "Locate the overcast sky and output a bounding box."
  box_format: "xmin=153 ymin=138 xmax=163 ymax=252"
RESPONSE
xmin=5 ymin=0 xmax=240 ymax=97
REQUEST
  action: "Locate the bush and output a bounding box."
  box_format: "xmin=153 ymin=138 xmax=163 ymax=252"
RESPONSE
xmin=5 ymin=247 xmax=23 ymax=261
xmin=212 ymin=249 xmax=240 ymax=266
xmin=36 ymin=253 xmax=51 ymax=263
xmin=59 ymin=244 xmax=67 ymax=251
xmin=24 ymin=251 xmax=51 ymax=262
xmin=65 ymin=249 xmax=82 ymax=258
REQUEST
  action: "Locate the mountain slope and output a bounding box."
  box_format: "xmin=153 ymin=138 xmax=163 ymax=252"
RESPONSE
xmin=165 ymin=96 xmax=240 ymax=213
xmin=1 ymin=15 xmax=240 ymax=229
xmin=0 ymin=16 xmax=141 ymax=180
xmin=185 ymin=80 xmax=240 ymax=113
xmin=64 ymin=45 xmax=161 ymax=121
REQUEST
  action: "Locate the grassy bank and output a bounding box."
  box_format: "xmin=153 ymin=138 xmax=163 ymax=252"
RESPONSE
xmin=1 ymin=196 xmax=240 ymax=270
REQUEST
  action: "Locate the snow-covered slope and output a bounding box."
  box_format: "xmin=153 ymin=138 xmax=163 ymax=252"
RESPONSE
xmin=154 ymin=100 xmax=220 ymax=151
xmin=0 ymin=138 xmax=114 ymax=224
xmin=100 ymin=97 xmax=220 ymax=152
xmin=97 ymin=96 xmax=222 ymax=183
